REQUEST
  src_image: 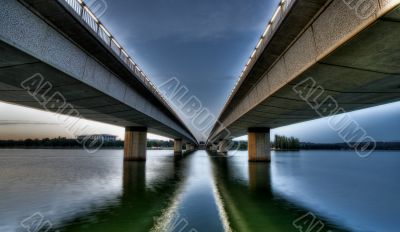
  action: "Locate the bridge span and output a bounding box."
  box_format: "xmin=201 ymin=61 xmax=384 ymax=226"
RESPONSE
xmin=0 ymin=0 xmax=197 ymax=160
xmin=208 ymin=0 xmax=400 ymax=161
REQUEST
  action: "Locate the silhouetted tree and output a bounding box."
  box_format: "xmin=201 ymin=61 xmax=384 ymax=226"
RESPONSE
xmin=274 ymin=135 xmax=300 ymax=150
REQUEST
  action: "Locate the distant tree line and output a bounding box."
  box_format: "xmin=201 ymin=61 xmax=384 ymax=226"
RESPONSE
xmin=274 ymin=135 xmax=300 ymax=150
xmin=300 ymin=142 xmax=400 ymax=150
xmin=231 ymin=141 xmax=400 ymax=151
xmin=229 ymin=135 xmax=301 ymax=151
xmin=147 ymin=140 xmax=174 ymax=149
xmin=0 ymin=137 xmax=174 ymax=149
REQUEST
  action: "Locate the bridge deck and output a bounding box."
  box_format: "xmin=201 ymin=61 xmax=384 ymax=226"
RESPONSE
xmin=209 ymin=0 xmax=400 ymax=141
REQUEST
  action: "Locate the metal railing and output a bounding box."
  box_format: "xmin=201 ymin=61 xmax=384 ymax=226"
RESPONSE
xmin=208 ymin=0 xmax=296 ymax=139
xmin=224 ymin=0 xmax=296 ymax=107
xmin=60 ymin=0 xmax=171 ymax=110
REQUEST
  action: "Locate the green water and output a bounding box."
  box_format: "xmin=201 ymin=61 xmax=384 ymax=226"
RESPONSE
xmin=1 ymin=149 xmax=399 ymax=231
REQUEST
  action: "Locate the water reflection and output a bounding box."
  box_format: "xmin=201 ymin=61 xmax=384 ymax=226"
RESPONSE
xmin=209 ymin=152 xmax=347 ymax=232
xmin=0 ymin=150 xmax=194 ymax=232
xmin=270 ymin=150 xmax=400 ymax=232
xmin=0 ymin=150 xmax=123 ymax=232
xmin=59 ymin=153 xmax=189 ymax=232
xmin=123 ymin=161 xmax=146 ymax=193
xmin=167 ymin=151 xmax=225 ymax=232
xmin=2 ymin=149 xmax=400 ymax=232
xmin=248 ymin=162 xmax=271 ymax=192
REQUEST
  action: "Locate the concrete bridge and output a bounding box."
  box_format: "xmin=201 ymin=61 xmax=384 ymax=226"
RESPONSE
xmin=0 ymin=0 xmax=197 ymax=160
xmin=208 ymin=0 xmax=400 ymax=161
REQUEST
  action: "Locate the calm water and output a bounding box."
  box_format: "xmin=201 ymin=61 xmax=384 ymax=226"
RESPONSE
xmin=0 ymin=149 xmax=399 ymax=232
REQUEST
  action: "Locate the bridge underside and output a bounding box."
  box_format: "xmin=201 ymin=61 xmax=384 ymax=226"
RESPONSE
xmin=0 ymin=40 xmax=191 ymax=141
xmin=211 ymin=4 xmax=400 ymax=141
xmin=0 ymin=0 xmax=196 ymax=143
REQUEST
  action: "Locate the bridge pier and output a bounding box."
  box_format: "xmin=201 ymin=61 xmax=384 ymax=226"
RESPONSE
xmin=210 ymin=144 xmax=218 ymax=152
xmin=124 ymin=127 xmax=147 ymax=161
xmin=174 ymin=139 xmax=183 ymax=156
xmin=217 ymin=140 xmax=228 ymax=154
xmin=186 ymin=143 xmax=195 ymax=152
xmin=248 ymin=128 xmax=271 ymax=162
xmin=206 ymin=144 xmax=214 ymax=151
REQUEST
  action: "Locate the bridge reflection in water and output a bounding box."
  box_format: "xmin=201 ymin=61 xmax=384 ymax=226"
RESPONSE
xmin=209 ymin=152 xmax=348 ymax=232
xmin=16 ymin=150 xmax=390 ymax=231
xmin=46 ymin=150 xmax=399 ymax=232
xmin=3 ymin=149 xmax=398 ymax=231
xmin=52 ymin=151 xmax=352 ymax=232
xmin=58 ymin=153 xmax=190 ymax=232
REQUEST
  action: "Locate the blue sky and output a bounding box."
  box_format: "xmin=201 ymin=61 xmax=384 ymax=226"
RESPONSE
xmin=1 ymin=0 xmax=399 ymax=143
xmin=97 ymin=0 xmax=280 ymax=117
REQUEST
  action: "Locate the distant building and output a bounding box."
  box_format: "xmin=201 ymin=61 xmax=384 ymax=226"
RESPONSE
xmin=77 ymin=134 xmax=117 ymax=142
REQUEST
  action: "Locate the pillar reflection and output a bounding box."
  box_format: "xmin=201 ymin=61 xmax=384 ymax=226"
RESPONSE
xmin=248 ymin=162 xmax=272 ymax=193
xmin=58 ymin=153 xmax=189 ymax=232
xmin=123 ymin=161 xmax=146 ymax=196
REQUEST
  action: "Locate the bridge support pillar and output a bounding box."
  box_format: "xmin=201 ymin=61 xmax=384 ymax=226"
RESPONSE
xmin=174 ymin=139 xmax=183 ymax=156
xmin=210 ymin=144 xmax=218 ymax=152
xmin=124 ymin=127 xmax=147 ymax=161
xmin=217 ymin=140 xmax=228 ymax=154
xmin=186 ymin=143 xmax=195 ymax=152
xmin=248 ymin=128 xmax=271 ymax=162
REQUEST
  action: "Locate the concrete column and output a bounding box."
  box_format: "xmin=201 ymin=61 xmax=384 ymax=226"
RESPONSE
xmin=248 ymin=128 xmax=271 ymax=162
xmin=217 ymin=140 xmax=228 ymax=153
xmin=174 ymin=139 xmax=183 ymax=156
xmin=124 ymin=127 xmax=147 ymax=161
xmin=210 ymin=144 xmax=218 ymax=152
xmin=186 ymin=143 xmax=195 ymax=151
